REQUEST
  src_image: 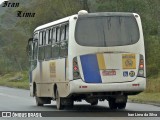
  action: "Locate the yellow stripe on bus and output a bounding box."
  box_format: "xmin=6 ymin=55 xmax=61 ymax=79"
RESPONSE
xmin=97 ymin=54 xmax=106 ymax=70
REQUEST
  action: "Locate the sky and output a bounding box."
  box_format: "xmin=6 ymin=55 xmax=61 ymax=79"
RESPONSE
xmin=0 ymin=0 xmax=7 ymax=5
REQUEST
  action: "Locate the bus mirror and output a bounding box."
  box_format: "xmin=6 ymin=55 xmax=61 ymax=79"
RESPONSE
xmin=26 ymin=38 xmax=33 ymax=57
xmin=28 ymin=38 xmax=33 ymax=43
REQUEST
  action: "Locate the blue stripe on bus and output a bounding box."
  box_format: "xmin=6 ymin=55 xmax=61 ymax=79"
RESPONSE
xmin=80 ymin=54 xmax=102 ymax=83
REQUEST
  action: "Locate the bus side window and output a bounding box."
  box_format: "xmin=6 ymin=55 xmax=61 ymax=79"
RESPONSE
xmin=31 ymin=40 xmax=38 ymax=70
xmin=28 ymin=40 xmax=33 ymax=61
xmin=52 ymin=28 xmax=56 ymax=44
xmin=39 ymin=32 xmax=43 ymax=45
xmin=56 ymin=27 xmax=60 ymax=42
xmin=38 ymin=46 xmax=44 ymax=61
xmin=52 ymin=27 xmax=59 ymax=59
xmin=60 ymin=24 xmax=69 ymax=57
xmin=60 ymin=25 xmax=65 ymax=41
xmin=49 ymin=29 xmax=52 ymax=44
xmin=66 ymin=24 xmax=69 ymax=40
xmin=43 ymin=31 xmax=46 ymax=45
xmin=46 ymin=29 xmax=49 ymax=45
xmin=45 ymin=29 xmax=52 ymax=60
xmin=32 ymin=33 xmax=38 ymax=60
xmin=28 ymin=35 xmax=38 ymax=71
xmin=33 ymin=40 xmax=38 ymax=60
xmin=38 ymin=30 xmax=46 ymax=61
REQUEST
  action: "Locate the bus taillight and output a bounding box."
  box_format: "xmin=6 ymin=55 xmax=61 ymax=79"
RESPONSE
xmin=73 ymin=66 xmax=78 ymax=71
xmin=137 ymin=55 xmax=144 ymax=77
xmin=73 ymin=57 xmax=81 ymax=79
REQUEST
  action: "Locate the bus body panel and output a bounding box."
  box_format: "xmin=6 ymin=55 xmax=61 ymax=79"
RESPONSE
xmin=31 ymin=58 xmax=70 ymax=97
xmin=78 ymin=53 xmax=140 ymax=83
xmin=69 ymin=77 xmax=146 ymax=94
xmin=68 ymin=14 xmax=146 ymax=83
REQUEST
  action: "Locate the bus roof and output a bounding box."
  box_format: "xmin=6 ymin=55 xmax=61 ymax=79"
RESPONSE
xmin=34 ymin=15 xmax=74 ymax=32
xmin=34 ymin=12 xmax=137 ymax=32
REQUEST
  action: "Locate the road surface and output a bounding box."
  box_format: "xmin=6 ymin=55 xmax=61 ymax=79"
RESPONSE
xmin=0 ymin=86 xmax=159 ymax=120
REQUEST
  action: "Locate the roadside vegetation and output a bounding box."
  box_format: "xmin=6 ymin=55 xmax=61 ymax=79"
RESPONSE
xmin=0 ymin=71 xmax=29 ymax=89
xmin=129 ymin=75 xmax=160 ymax=103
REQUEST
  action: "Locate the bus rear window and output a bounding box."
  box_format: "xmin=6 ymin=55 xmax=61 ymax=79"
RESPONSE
xmin=75 ymin=15 xmax=140 ymax=47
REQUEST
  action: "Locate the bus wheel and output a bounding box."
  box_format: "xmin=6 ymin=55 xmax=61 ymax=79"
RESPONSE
xmin=117 ymin=102 xmax=126 ymax=109
xmin=35 ymin=86 xmax=43 ymax=106
xmin=91 ymin=100 xmax=98 ymax=106
xmin=36 ymin=97 xmax=44 ymax=106
xmin=56 ymin=89 xmax=64 ymax=110
xmin=108 ymin=98 xmax=117 ymax=110
xmin=66 ymin=100 xmax=74 ymax=109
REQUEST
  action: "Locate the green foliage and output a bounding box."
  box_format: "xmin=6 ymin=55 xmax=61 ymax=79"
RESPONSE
xmin=145 ymin=36 xmax=160 ymax=77
xmin=0 ymin=0 xmax=84 ymax=73
xmin=129 ymin=92 xmax=160 ymax=103
xmin=0 ymin=71 xmax=29 ymax=89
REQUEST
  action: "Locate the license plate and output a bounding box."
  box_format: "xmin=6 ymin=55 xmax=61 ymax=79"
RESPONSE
xmin=102 ymin=70 xmax=116 ymax=76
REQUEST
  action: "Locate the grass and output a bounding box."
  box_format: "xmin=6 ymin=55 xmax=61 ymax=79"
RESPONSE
xmin=0 ymin=71 xmax=29 ymax=89
xmin=129 ymin=92 xmax=160 ymax=104
xmin=129 ymin=75 xmax=160 ymax=104
xmin=145 ymin=76 xmax=160 ymax=93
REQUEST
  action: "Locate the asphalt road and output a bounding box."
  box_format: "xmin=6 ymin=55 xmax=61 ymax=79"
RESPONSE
xmin=0 ymin=86 xmax=160 ymax=120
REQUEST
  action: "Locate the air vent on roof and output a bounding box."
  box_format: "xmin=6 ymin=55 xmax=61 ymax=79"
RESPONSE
xmin=78 ymin=10 xmax=88 ymax=15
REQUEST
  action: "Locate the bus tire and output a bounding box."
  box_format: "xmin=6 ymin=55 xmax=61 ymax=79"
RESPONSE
xmin=108 ymin=98 xmax=117 ymax=110
xmin=35 ymin=84 xmax=44 ymax=106
xmin=117 ymin=102 xmax=126 ymax=109
xmin=36 ymin=97 xmax=44 ymax=106
xmin=91 ymin=100 xmax=98 ymax=106
xmin=56 ymin=89 xmax=64 ymax=110
xmin=66 ymin=100 xmax=74 ymax=109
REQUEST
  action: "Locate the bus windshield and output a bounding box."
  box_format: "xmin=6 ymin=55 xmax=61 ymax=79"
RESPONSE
xmin=75 ymin=15 xmax=140 ymax=47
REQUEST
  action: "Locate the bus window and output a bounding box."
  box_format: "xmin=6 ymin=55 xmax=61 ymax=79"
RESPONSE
xmin=38 ymin=47 xmax=44 ymax=61
xmin=52 ymin=28 xmax=56 ymax=44
xmin=45 ymin=45 xmax=52 ymax=60
xmin=39 ymin=32 xmax=43 ymax=46
xmin=34 ymin=33 xmax=38 ymax=40
xmin=49 ymin=29 xmax=52 ymax=44
xmin=66 ymin=24 xmax=69 ymax=40
xmin=75 ymin=16 xmax=139 ymax=47
xmin=28 ymin=37 xmax=38 ymax=71
xmin=31 ymin=40 xmax=38 ymax=70
xmin=46 ymin=29 xmax=49 ymax=45
xmin=51 ymin=27 xmax=60 ymax=59
xmin=56 ymin=27 xmax=60 ymax=42
xmin=52 ymin=43 xmax=59 ymax=59
xmin=60 ymin=25 xmax=65 ymax=41
xmin=43 ymin=31 xmax=46 ymax=45
xmin=60 ymin=24 xmax=68 ymax=57
xmin=45 ymin=29 xmax=52 ymax=60
xmin=33 ymin=33 xmax=38 ymax=60
xmin=33 ymin=41 xmax=38 ymax=60
xmin=28 ymin=39 xmax=33 ymax=61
